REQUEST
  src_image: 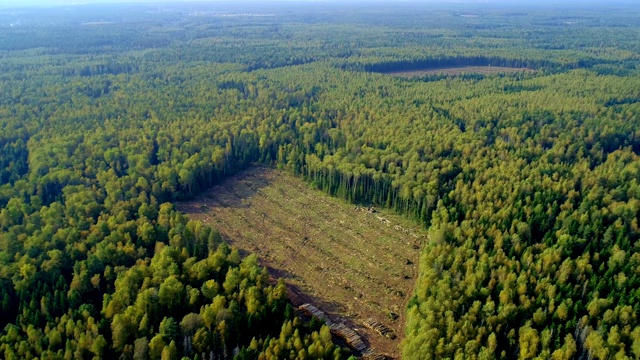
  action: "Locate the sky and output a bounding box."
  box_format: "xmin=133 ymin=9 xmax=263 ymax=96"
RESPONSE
xmin=1 ymin=0 xmax=636 ymax=8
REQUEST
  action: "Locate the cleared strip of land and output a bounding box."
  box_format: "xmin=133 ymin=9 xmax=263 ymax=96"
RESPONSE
xmin=176 ymin=166 xmax=426 ymax=358
xmin=384 ymin=65 xmax=533 ymax=77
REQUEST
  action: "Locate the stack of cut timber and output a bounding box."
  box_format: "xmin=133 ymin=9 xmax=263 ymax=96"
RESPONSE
xmin=329 ymin=323 xmax=367 ymax=353
xmin=299 ymin=303 xmax=333 ymax=325
xmin=363 ymin=318 xmax=396 ymax=339
xmin=286 ymin=288 xmax=305 ymax=307
xmin=298 ymin=303 xmax=376 ymax=355
xmin=362 ymin=349 xmax=388 ymax=360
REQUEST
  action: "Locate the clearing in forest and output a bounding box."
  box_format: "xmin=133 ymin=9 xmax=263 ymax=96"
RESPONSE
xmin=384 ymin=65 xmax=533 ymax=77
xmin=176 ymin=166 xmax=426 ymax=358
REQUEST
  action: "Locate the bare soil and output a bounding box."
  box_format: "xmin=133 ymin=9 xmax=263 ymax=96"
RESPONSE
xmin=384 ymin=65 xmax=533 ymax=77
xmin=176 ymin=166 xmax=426 ymax=358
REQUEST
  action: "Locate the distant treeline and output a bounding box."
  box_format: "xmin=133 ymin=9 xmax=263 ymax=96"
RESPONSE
xmin=353 ymin=56 xmax=605 ymax=74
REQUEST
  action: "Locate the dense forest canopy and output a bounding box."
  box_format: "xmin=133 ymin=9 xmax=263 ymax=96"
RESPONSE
xmin=1 ymin=1 xmax=640 ymax=359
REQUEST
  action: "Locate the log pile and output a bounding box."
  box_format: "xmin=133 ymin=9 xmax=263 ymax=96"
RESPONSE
xmin=298 ymin=303 xmax=373 ymax=355
xmin=286 ymin=288 xmax=305 ymax=307
xmin=299 ymin=303 xmax=333 ymax=326
xmin=363 ymin=318 xmax=396 ymax=339
xmin=296 ymin=302 xmax=393 ymax=357
xmin=362 ymin=349 xmax=388 ymax=360
xmin=329 ymin=323 xmax=368 ymax=353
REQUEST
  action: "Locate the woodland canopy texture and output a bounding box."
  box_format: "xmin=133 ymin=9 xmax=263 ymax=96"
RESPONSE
xmin=1 ymin=2 xmax=640 ymax=359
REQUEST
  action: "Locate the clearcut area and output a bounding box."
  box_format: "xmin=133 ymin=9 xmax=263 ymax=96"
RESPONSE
xmin=176 ymin=166 xmax=426 ymax=358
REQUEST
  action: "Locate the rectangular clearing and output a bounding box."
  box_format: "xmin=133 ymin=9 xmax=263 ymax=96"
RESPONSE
xmin=176 ymin=167 xmax=426 ymax=358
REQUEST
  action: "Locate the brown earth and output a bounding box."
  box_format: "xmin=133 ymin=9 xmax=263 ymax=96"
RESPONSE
xmin=176 ymin=166 xmax=427 ymax=358
xmin=384 ymin=65 xmax=533 ymax=77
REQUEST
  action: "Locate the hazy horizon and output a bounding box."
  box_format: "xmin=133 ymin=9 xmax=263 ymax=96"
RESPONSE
xmin=2 ymin=0 xmax=638 ymax=8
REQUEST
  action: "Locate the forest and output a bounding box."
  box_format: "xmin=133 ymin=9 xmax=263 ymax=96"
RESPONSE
xmin=1 ymin=1 xmax=640 ymax=359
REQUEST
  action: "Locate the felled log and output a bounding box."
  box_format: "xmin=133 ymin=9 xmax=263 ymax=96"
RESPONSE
xmin=363 ymin=318 xmax=396 ymax=339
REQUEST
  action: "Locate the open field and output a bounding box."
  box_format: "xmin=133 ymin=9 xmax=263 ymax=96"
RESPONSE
xmin=384 ymin=65 xmax=533 ymax=77
xmin=176 ymin=166 xmax=427 ymax=358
